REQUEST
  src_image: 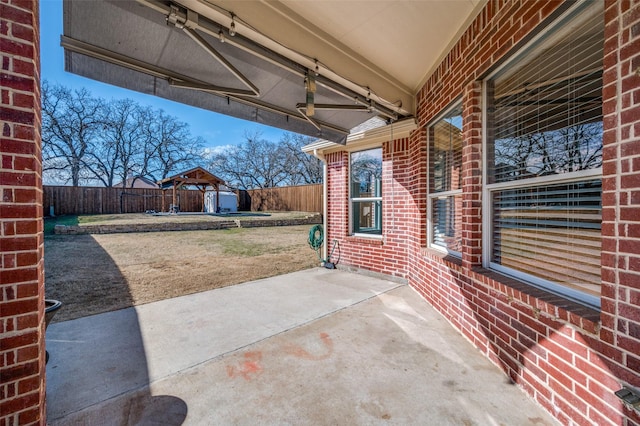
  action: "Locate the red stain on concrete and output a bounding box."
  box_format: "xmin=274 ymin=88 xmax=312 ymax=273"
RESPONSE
xmin=284 ymin=332 xmax=333 ymax=361
xmin=226 ymin=351 xmax=263 ymax=380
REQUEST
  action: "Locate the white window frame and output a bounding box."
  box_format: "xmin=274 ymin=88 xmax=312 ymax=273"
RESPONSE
xmin=349 ymin=147 xmax=383 ymax=238
xmin=427 ymin=102 xmax=463 ymax=256
xmin=481 ymin=2 xmax=603 ymax=309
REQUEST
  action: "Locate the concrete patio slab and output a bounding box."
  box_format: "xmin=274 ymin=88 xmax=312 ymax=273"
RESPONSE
xmin=45 ymin=268 xmax=557 ymax=425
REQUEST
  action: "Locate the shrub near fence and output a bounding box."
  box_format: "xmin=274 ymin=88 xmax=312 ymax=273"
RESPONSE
xmin=43 ymin=186 xmax=203 ymax=215
xmin=43 ymin=184 xmax=323 ymax=216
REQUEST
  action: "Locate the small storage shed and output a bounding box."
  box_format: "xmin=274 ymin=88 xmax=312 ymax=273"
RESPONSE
xmin=157 ymin=167 xmax=225 ymax=213
xmin=204 ymin=190 xmax=237 ymax=213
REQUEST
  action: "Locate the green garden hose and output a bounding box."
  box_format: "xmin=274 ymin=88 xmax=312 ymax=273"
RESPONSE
xmin=308 ymin=224 xmax=324 ymax=262
xmin=308 ymin=224 xmax=340 ymax=267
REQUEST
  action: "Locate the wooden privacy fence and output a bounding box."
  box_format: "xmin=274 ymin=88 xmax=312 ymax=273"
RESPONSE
xmin=244 ymin=184 xmax=322 ymax=213
xmin=44 ymin=184 xmax=323 ymax=215
xmin=44 ymin=186 xmax=203 ymax=215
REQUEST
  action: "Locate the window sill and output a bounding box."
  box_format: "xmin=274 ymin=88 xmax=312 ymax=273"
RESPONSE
xmin=348 ymin=234 xmax=384 ymax=245
xmin=420 ymin=247 xmax=462 ymax=268
xmin=415 ymin=250 xmax=601 ymax=333
xmin=472 ymin=267 xmax=601 ymax=333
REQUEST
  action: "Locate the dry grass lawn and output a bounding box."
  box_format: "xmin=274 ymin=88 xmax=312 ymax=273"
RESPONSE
xmin=45 ymin=225 xmax=318 ymax=322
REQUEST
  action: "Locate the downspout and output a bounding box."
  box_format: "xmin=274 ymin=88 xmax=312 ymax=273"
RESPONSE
xmin=313 ymin=148 xmax=328 ymax=262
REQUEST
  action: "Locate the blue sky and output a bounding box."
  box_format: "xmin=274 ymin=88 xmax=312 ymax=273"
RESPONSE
xmin=39 ymin=0 xmax=289 ymax=149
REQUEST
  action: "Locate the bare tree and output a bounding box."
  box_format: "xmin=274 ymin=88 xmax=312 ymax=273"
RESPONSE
xmin=208 ymin=131 xmax=322 ymax=189
xmin=280 ymin=133 xmax=322 ymax=185
xmin=42 ymin=82 xmax=205 ymax=186
xmin=557 ymin=122 xmax=603 ymax=172
xmin=42 ymin=81 xmax=104 ymax=186
xmin=42 ymin=82 xmax=321 ymax=189
xmin=208 ymin=131 xmax=289 ymax=189
xmin=84 ymin=98 xmax=144 ymax=187
xmin=351 ymin=149 xmax=383 ymax=195
xmin=142 ymin=109 xmax=203 ymax=181
xmin=136 ymin=105 xmax=160 ymax=182
xmin=494 ymin=121 xmax=602 ymax=182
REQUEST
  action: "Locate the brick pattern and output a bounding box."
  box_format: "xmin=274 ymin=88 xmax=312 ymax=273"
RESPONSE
xmin=406 ymin=127 xmax=427 ymax=250
xmin=0 ymin=0 xmax=46 ymax=424
xmin=325 ymin=151 xmax=349 ymax=244
xmin=325 ymin=0 xmax=640 ymax=425
xmin=325 ymin=139 xmax=412 ymax=279
xmin=601 ymin=0 xmax=640 ymax=401
xmin=461 ymin=81 xmax=483 ymax=270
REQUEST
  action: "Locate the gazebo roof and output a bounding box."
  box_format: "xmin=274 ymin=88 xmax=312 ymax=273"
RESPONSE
xmin=158 ymin=167 xmax=225 ymax=190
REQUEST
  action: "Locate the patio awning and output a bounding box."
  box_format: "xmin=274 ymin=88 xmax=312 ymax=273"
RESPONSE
xmin=62 ymin=0 xmax=485 ymax=144
xmin=63 ymin=1 xmax=403 ymax=144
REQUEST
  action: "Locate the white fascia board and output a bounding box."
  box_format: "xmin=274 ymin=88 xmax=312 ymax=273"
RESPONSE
xmin=302 ymin=118 xmax=417 ymax=155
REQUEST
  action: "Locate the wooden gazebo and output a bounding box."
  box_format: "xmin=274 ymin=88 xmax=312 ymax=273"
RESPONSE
xmin=157 ymin=167 xmax=225 ymax=213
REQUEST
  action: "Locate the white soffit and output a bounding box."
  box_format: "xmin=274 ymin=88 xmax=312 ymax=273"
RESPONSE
xmin=302 ymin=118 xmax=418 ymax=155
xmin=276 ymin=0 xmax=487 ymax=92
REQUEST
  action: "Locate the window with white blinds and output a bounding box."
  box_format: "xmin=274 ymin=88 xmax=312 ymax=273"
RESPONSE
xmin=492 ymin=179 xmax=602 ymax=296
xmin=484 ymin=3 xmax=603 ymax=307
xmin=428 ymin=104 xmax=463 ymax=255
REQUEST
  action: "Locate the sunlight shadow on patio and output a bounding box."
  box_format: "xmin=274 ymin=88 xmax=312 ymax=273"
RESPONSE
xmin=45 ymin=235 xmax=187 ymax=425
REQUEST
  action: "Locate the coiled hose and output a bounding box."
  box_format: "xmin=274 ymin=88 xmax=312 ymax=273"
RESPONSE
xmin=308 ymin=224 xmax=340 ymax=267
xmin=308 ymin=224 xmax=324 ymax=262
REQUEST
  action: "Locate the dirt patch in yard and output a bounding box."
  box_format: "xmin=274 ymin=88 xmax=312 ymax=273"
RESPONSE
xmin=45 ymin=225 xmax=319 ymax=322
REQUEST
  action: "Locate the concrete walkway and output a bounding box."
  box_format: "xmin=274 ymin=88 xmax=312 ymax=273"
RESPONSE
xmin=46 ymin=268 xmax=557 ymax=425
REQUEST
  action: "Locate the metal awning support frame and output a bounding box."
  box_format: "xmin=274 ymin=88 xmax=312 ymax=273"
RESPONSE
xmin=167 ymin=5 xmax=261 ymax=98
xmin=296 ymin=103 xmax=373 ymax=132
xmin=138 ymin=0 xmax=405 ymax=120
xmin=60 ymin=35 xmax=353 ymax=139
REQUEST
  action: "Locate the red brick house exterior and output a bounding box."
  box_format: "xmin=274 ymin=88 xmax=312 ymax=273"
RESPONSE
xmin=308 ymin=1 xmax=640 ymax=425
xmin=0 ymin=0 xmax=638 ymax=424
xmin=1 ymin=0 xmax=46 ymax=424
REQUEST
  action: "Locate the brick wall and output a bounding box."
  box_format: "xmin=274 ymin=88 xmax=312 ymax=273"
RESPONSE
xmin=325 ymin=0 xmax=640 ymax=424
xmin=601 ymin=0 xmax=640 ymax=402
xmin=325 ymin=151 xmax=349 ymax=247
xmin=0 ymin=0 xmax=46 ymax=424
xmin=325 ymin=139 xmax=411 ymax=279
